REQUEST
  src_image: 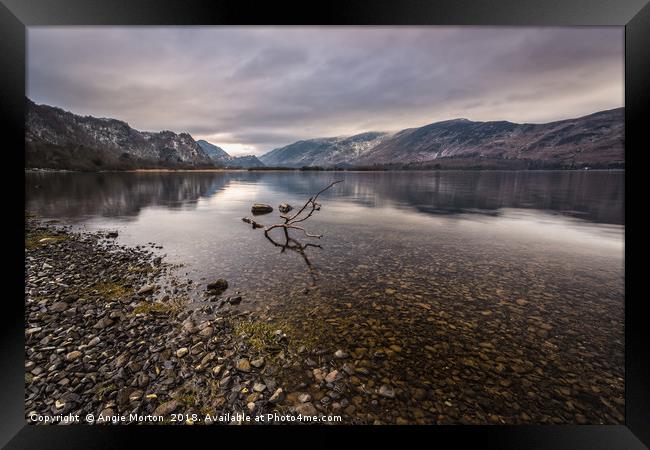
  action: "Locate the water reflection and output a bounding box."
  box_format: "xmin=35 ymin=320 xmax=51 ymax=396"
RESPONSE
xmin=263 ymin=228 xmax=322 ymax=290
xmin=26 ymin=170 xmax=624 ymax=225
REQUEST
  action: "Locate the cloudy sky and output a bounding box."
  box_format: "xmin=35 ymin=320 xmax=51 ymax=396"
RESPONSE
xmin=27 ymin=27 xmax=623 ymax=156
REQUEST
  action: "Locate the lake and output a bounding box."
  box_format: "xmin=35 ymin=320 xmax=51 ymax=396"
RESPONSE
xmin=25 ymin=170 xmax=625 ymax=424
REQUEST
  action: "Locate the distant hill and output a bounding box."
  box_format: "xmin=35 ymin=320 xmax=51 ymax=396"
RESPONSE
xmin=197 ymin=140 xmax=265 ymax=168
xmin=229 ymin=155 xmax=265 ymax=168
xmin=196 ymin=140 xmax=231 ymax=166
xmin=260 ymin=109 xmax=624 ymax=169
xmin=259 ymin=132 xmax=388 ymax=168
xmin=26 ymin=99 xmax=215 ymax=170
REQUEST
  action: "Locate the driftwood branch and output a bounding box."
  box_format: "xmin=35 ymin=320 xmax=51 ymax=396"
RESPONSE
xmin=247 ymin=180 xmax=341 ymax=240
xmin=241 ymin=180 xmax=342 ymax=290
xmin=265 ymin=180 xmax=342 ymax=239
xmin=279 ymin=180 xmax=342 ymax=224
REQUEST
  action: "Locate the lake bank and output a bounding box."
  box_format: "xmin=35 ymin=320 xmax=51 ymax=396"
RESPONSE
xmin=26 ymin=167 xmax=625 ymax=174
xmin=25 ymin=216 xmax=338 ymax=424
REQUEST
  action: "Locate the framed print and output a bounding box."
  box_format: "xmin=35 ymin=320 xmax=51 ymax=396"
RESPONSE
xmin=1 ymin=0 xmax=648 ymax=448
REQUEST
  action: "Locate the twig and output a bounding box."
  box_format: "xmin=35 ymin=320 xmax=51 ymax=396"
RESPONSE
xmin=241 ymin=180 xmax=342 ymax=289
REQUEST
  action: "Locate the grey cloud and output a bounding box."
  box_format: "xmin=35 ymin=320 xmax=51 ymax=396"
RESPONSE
xmin=27 ymin=26 xmax=623 ymax=155
xmin=234 ymin=47 xmax=310 ymax=79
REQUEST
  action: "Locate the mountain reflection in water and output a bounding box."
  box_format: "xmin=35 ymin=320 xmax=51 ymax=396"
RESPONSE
xmin=26 ymin=170 xmax=623 ymax=225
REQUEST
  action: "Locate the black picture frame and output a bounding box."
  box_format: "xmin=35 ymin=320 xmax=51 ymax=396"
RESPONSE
xmin=2 ymin=0 xmax=647 ymax=448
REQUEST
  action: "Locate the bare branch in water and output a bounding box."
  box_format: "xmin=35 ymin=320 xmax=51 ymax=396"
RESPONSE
xmin=279 ymin=180 xmax=342 ymax=226
xmin=241 ymin=180 xmax=342 ymax=291
xmin=245 ymin=180 xmax=342 ymax=239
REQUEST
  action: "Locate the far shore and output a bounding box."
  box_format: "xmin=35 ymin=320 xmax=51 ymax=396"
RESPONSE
xmin=25 ymin=167 xmax=625 ymax=174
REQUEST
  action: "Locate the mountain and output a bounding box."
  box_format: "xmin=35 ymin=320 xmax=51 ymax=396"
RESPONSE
xmin=26 ymin=99 xmax=215 ymax=170
xmin=356 ymin=108 xmax=624 ymax=168
xmin=260 ymin=108 xmax=624 ymax=169
xmin=259 ymin=132 xmax=389 ymax=168
xmin=26 ymin=98 xmax=624 ymax=171
xmin=229 ymin=155 xmax=265 ymax=168
xmin=196 ymin=140 xmax=231 ymax=166
xmin=197 ymin=139 xmax=265 ymax=168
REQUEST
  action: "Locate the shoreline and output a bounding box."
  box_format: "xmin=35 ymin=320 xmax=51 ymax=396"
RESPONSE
xmin=25 ymin=217 xmax=340 ymax=425
xmin=25 ymin=167 xmax=625 ymax=174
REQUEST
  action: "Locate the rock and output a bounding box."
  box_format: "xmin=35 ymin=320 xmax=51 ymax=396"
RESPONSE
xmin=93 ymin=318 xmax=113 ymax=329
xmin=137 ymin=284 xmax=155 ymax=295
xmin=106 ymin=231 xmax=119 ymax=239
xmin=114 ymin=353 xmax=129 ymax=368
xmin=201 ymin=352 xmax=216 ymax=366
xmin=251 ymin=203 xmax=273 ymax=215
xmin=269 ymin=388 xmax=284 ymax=404
xmin=242 ymin=217 xmax=264 ymax=229
xmin=50 ymin=302 xmax=68 ymax=313
xmin=236 ymin=359 xmax=251 ymax=373
xmin=135 ymin=372 xmax=150 ymax=387
xmin=305 ymin=358 xmax=317 ymax=367
xmin=313 ymin=368 xmax=326 ymax=382
xmin=207 ymin=279 xmax=228 ymax=294
xmin=55 ymin=399 xmax=65 ymax=409
xmin=298 ymin=393 xmax=312 ymax=403
xmin=413 ymin=388 xmax=426 ymax=400
xmin=294 ymin=402 xmax=318 ymax=416
xmin=99 ymin=408 xmax=115 ymax=422
xmin=65 ymin=351 xmax=82 ymax=362
xmin=253 ymin=382 xmax=267 ymax=392
xmin=117 ymin=388 xmax=135 ymax=407
xmin=325 ymin=370 xmax=341 ymax=383
xmin=87 ymin=336 xmax=100 ymax=347
xmin=175 ymin=348 xmax=189 ymax=358
xmin=334 ymin=349 xmax=348 ymax=359
xmin=278 ymin=203 xmax=293 ymax=213
xmin=153 ymin=400 xmax=180 ymax=416
xmin=379 ymin=385 xmax=396 ymax=398
xmin=198 ymin=327 xmax=214 ymax=337
xmin=251 ymin=357 xmax=265 ymax=368
xmin=228 ymin=296 xmax=242 ymax=305
xmin=182 ymin=320 xmax=196 ymax=334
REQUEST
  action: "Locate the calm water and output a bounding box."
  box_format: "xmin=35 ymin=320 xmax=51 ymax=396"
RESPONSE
xmin=25 ymin=170 xmax=625 ymax=424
